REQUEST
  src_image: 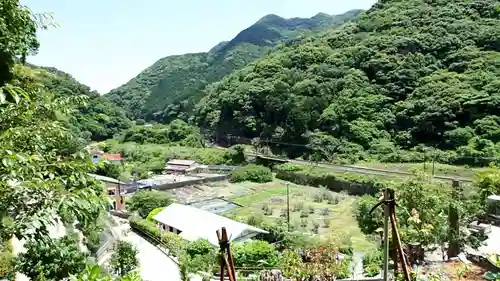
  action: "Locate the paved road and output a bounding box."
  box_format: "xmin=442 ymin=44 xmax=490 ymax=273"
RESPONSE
xmin=109 ymin=217 xmax=181 ymax=281
xmin=122 ymin=231 xmax=181 ymax=281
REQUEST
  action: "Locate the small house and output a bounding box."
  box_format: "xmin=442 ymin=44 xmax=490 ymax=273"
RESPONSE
xmin=152 ymin=203 xmax=268 ymax=246
xmin=164 ymin=159 xmax=198 ymax=174
xmin=91 ymin=150 xmax=123 ymax=165
xmin=89 ymin=173 xmax=126 ymax=211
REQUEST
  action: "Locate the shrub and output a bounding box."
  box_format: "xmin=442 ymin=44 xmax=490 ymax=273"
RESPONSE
xmin=128 ymin=190 xmax=172 ymax=218
xmin=363 ymin=249 xmax=383 ymax=277
xmin=274 ymin=163 xmax=385 ymax=195
xmin=313 ymin=192 xmax=323 ymax=203
xmin=320 ymin=208 xmax=331 ymax=216
xmin=232 ymin=240 xmax=279 ymax=267
xmin=146 ymin=207 xmax=165 ymax=221
xmin=186 ymin=239 xmax=215 ymax=258
xmin=300 ymin=209 xmax=309 ymax=218
xmin=293 ymin=202 xmax=304 ymax=212
xmin=229 ymin=164 xmax=272 ymax=183
xmin=129 ymin=219 xmax=186 ymax=257
xmin=264 ymin=207 xmax=274 ymax=216
xmin=246 ymin=214 xmax=264 ymax=226
xmin=280 ymin=208 xmax=288 ymax=218
xmin=323 ymin=219 xmax=331 ymax=228
xmin=312 ymin=222 xmax=320 ymax=234
xmin=308 ymin=205 xmax=315 ymax=214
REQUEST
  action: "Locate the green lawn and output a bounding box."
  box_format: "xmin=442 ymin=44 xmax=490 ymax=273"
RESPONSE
xmin=226 ymin=179 xmax=377 ymax=252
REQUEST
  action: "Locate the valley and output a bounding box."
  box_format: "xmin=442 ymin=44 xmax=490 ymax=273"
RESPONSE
xmin=2 ymin=0 xmax=500 ymax=281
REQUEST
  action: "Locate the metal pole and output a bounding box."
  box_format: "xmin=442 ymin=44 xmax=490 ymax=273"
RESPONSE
xmin=383 ymin=189 xmax=390 ymax=281
xmin=286 ymin=183 xmax=290 ymax=232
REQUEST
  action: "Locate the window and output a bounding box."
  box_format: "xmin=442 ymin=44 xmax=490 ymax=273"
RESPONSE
xmin=92 ymin=155 xmax=99 ymax=159
xmin=108 ymin=190 xmax=114 ymax=196
xmin=169 ymin=226 xmax=173 ymax=232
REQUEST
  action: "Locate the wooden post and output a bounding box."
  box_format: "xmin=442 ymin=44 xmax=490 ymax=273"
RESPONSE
xmin=383 ymin=189 xmax=390 ymax=281
xmin=387 ymin=189 xmax=411 ymax=281
xmin=217 ymin=227 xmax=237 ymax=281
xmin=447 ymin=180 xmax=461 ymax=258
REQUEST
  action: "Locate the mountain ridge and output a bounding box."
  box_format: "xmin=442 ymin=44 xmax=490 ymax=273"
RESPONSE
xmin=104 ymin=9 xmax=364 ymax=122
xmin=194 ymin=0 xmax=500 ymax=165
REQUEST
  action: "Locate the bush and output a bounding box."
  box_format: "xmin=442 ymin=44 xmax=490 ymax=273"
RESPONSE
xmin=229 ymin=164 xmax=273 ymax=183
xmin=313 ymin=192 xmax=323 ymax=202
xmin=312 ymin=222 xmax=320 ymax=234
xmin=308 ymin=205 xmax=315 ymax=214
xmin=300 ymin=209 xmax=309 ymax=218
xmin=323 ymin=219 xmax=331 ymax=228
xmin=147 ymin=207 xmax=165 ymax=221
xmin=280 ymin=208 xmax=288 ymax=217
xmin=128 ymin=190 xmax=172 ymax=218
xmin=186 ymin=239 xmax=215 ymax=258
xmin=129 ymin=219 xmax=186 ymax=257
xmin=232 ymin=240 xmax=279 ymax=267
xmin=275 ymin=163 xmax=385 ymax=195
xmin=363 ymin=249 xmax=383 ymax=277
xmin=293 ymin=202 xmax=304 ymax=212
xmin=320 ymin=208 xmax=331 ymax=216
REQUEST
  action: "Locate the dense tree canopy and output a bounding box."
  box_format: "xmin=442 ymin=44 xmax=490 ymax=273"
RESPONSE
xmin=195 ymin=0 xmax=500 ymax=165
xmin=105 ymin=10 xmax=362 ymax=123
xmin=35 ymin=66 xmax=132 ymax=141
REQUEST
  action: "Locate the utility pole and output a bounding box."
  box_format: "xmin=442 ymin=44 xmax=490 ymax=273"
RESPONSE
xmin=383 ymin=189 xmax=390 ymax=281
xmin=286 ymin=183 xmax=290 ymax=232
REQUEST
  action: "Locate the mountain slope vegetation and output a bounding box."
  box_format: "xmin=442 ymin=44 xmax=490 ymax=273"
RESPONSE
xmin=195 ymin=0 xmax=500 ymax=165
xmin=34 ymin=66 xmax=132 ymax=141
xmin=105 ymin=10 xmax=363 ymax=122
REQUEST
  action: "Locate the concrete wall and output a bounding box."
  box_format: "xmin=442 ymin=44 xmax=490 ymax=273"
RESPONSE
xmin=152 ymin=174 xmax=228 ymax=191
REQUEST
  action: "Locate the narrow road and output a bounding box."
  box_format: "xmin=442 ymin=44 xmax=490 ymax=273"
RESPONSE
xmin=122 ymin=231 xmax=181 ymax=281
xmin=110 ymin=217 xmax=181 ymax=281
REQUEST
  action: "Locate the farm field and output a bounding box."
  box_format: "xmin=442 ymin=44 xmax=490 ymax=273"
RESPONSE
xmin=225 ymin=180 xmax=377 ymax=252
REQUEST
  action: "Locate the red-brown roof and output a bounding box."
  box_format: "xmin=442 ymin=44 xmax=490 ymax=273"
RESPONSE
xmin=103 ymin=154 xmax=123 ymax=161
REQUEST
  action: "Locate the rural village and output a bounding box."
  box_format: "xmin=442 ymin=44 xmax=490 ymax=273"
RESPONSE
xmin=2 ymin=0 xmax=500 ymax=281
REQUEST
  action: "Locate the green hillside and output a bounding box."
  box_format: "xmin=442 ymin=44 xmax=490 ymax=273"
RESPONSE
xmin=34 ymin=66 xmax=132 ymax=141
xmin=105 ymin=10 xmax=363 ymax=122
xmin=195 ymin=0 xmax=500 ymax=165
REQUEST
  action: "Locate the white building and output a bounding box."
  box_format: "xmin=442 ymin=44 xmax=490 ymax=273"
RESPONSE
xmin=152 ymin=203 xmax=268 ymax=246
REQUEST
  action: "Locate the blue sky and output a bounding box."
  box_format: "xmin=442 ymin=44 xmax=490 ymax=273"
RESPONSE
xmin=22 ymin=0 xmax=376 ymax=94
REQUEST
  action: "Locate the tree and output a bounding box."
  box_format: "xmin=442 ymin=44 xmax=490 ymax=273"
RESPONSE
xmin=109 ymin=240 xmax=139 ymax=277
xmin=70 ymin=264 xmax=143 ymax=281
xmin=14 ymin=233 xmax=89 ymax=281
xmin=0 ymin=1 xmax=105 ymax=244
xmin=95 ymin=161 xmax=122 ymax=180
xmin=127 ymin=190 xmax=172 ymax=218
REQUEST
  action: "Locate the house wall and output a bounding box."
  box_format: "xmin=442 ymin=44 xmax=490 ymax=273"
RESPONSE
xmin=104 ymin=182 xmax=125 ymax=211
xmin=158 ymin=222 xmax=182 ymax=235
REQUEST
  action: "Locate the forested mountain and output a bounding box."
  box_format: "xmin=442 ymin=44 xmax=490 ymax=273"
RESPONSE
xmin=33 ymin=66 xmax=132 ymax=141
xmin=195 ymin=0 xmax=500 ymax=165
xmin=105 ymin=10 xmax=363 ymax=122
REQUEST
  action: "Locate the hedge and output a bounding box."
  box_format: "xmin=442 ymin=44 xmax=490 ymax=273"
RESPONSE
xmin=274 ymin=163 xmax=393 ymax=196
xmin=229 ymin=164 xmax=273 ymax=183
xmin=129 ymin=218 xmax=186 ymax=257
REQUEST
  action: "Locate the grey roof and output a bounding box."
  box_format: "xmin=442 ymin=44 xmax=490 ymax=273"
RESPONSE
xmin=88 ymin=173 xmax=124 ymax=184
xmin=166 ymin=159 xmax=196 ymax=166
xmin=153 ymin=203 xmax=267 ymax=246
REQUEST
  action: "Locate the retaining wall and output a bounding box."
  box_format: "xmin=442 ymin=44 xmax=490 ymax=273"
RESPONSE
xmin=152 ymin=174 xmax=228 ymax=191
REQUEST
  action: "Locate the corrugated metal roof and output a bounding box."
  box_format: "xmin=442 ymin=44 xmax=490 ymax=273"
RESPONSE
xmin=153 ymin=203 xmax=267 ymax=246
xmin=103 ymin=154 xmax=123 ymax=161
xmin=166 ymin=159 xmax=196 ymax=166
xmin=88 ymin=173 xmax=124 ymax=184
